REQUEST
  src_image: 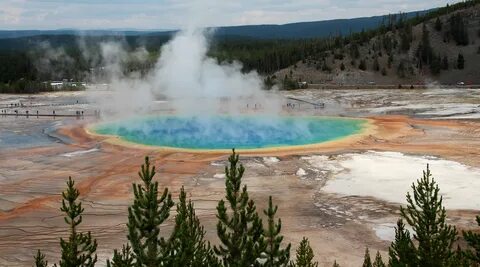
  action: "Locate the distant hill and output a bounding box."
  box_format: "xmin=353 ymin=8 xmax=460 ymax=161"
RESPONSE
xmin=213 ymin=11 xmax=430 ymax=39
xmin=0 ymin=10 xmax=430 ymax=41
xmin=275 ymin=1 xmax=480 ymax=86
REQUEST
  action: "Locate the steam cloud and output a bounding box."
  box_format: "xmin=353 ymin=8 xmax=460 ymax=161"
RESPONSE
xmin=87 ymin=26 xmax=281 ymax=119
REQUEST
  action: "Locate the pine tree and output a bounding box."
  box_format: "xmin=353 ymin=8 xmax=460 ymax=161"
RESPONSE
xmin=358 ymin=59 xmax=367 ymax=71
xmin=166 ymin=186 xmax=219 ymax=267
xmin=457 ymin=53 xmax=465 ymax=70
xmin=292 ymin=237 xmax=318 ymax=267
xmin=107 ymin=245 xmax=134 ymax=267
xmin=362 ymin=248 xmax=372 ymax=267
xmin=261 ymin=196 xmax=291 ymax=266
xmin=34 ymin=250 xmax=48 ymax=267
xmin=442 ymin=56 xmax=449 ymax=70
xmin=127 ymin=156 xmax=174 ymax=267
xmin=215 ymin=149 xmax=264 ymax=267
xmin=400 ymin=164 xmax=458 ymax=266
xmin=430 ymin=54 xmax=441 ymax=75
xmin=435 ymin=18 xmax=443 ymax=31
xmin=463 ymin=216 xmax=480 ymax=264
xmin=332 ymin=260 xmax=340 ymax=267
xmin=372 ymin=251 xmax=385 ymax=267
xmin=388 ymin=219 xmax=417 ymax=267
xmin=58 ymin=177 xmax=98 ymax=267
xmin=373 ymin=58 xmax=380 ymax=71
xmin=448 ymin=246 xmax=470 ymax=267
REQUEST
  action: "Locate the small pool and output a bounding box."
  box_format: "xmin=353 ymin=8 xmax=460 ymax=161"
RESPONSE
xmin=93 ymin=115 xmax=367 ymax=150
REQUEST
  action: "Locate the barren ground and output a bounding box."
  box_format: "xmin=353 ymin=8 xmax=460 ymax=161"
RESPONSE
xmin=0 ymin=89 xmax=479 ymax=266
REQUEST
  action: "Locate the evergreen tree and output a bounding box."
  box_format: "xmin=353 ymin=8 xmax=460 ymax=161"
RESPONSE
xmin=400 ymin=165 xmax=458 ymax=267
xmin=397 ymin=61 xmax=406 ymax=78
xmin=442 ymin=56 xmax=449 ymax=70
xmin=106 ymin=245 xmax=134 ymax=267
xmin=449 ymin=14 xmax=469 ymax=46
xmin=449 ymin=246 xmax=470 ymax=267
xmin=127 ymin=156 xmax=174 ymax=267
xmin=362 ymin=248 xmax=372 ymax=267
xmin=373 ymin=58 xmax=380 ymax=71
xmin=381 ymin=67 xmax=387 ymax=76
xmin=215 ymin=149 xmax=264 ymax=267
xmin=388 ymin=219 xmax=417 ymax=267
xmin=358 ymin=59 xmax=367 ymax=71
xmin=457 ymin=53 xmax=465 ymax=70
xmin=463 ymin=216 xmax=480 ymax=264
xmin=387 ymin=54 xmax=393 ymax=69
xmin=372 ymin=251 xmax=385 ymax=267
xmin=166 ymin=186 xmax=219 ymax=267
xmin=430 ymin=54 xmax=442 ymax=75
xmin=434 ymin=18 xmax=443 ymax=31
xmin=261 ymin=196 xmax=291 ymax=266
xmin=58 ymin=177 xmax=98 ymax=267
xmin=292 ymin=238 xmax=318 ymax=267
xmin=417 ymin=24 xmax=433 ymax=66
xmin=332 ymin=260 xmax=340 ymax=267
xmin=34 ymin=250 xmax=48 ymax=267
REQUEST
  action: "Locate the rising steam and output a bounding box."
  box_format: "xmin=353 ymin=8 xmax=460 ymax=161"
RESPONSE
xmin=89 ymin=26 xmax=280 ymax=119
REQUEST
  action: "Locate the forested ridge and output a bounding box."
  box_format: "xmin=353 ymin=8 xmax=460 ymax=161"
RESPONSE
xmin=1 ymin=0 xmax=479 ymax=93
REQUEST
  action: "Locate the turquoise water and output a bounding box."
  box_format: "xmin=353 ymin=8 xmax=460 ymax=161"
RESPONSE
xmin=93 ymin=115 xmax=366 ymax=150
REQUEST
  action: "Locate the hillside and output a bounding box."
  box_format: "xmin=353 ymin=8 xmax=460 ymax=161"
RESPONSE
xmin=275 ymin=2 xmax=480 ymax=86
xmin=0 ymin=10 xmax=428 ymax=41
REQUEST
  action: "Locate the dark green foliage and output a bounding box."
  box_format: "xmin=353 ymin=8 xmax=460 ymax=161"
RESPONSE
xmin=292 ymin=238 xmax=318 ymax=267
xmin=399 ymin=25 xmax=413 ymax=52
xmin=0 ymin=80 xmax=54 ymax=94
xmin=362 ymin=248 xmax=372 ymax=267
xmin=350 ymin=43 xmax=361 ymax=59
xmin=388 ymin=219 xmax=417 ymax=267
xmin=381 ymin=67 xmax=387 ymax=76
xmin=442 ymin=56 xmax=449 ymax=70
xmin=262 ymin=196 xmax=291 ymax=266
xmin=417 ymin=24 xmax=433 ymax=67
xmin=59 ymin=177 xmax=98 ymax=267
xmin=400 ymin=164 xmax=458 ymax=267
xmin=283 ymin=75 xmax=299 ymax=90
xmin=106 ymin=245 xmax=134 ymax=267
xmin=435 ymin=17 xmax=443 ymax=31
xmin=457 ymin=53 xmax=465 ymax=69
xmin=166 ymin=186 xmax=218 ymax=267
xmin=397 ymin=61 xmax=406 ymax=78
xmin=340 ymin=62 xmax=346 ymax=71
xmin=372 ymin=251 xmax=385 ymax=267
xmin=334 ymin=53 xmax=344 ymax=60
xmin=34 ymin=250 xmax=48 ymax=267
xmin=449 ymin=14 xmax=469 ymax=46
xmin=373 ymin=57 xmax=380 ymax=71
xmin=358 ymin=59 xmax=367 ymax=71
xmin=430 ymin=54 xmax=442 ymax=75
xmin=463 ymin=216 xmax=480 ymax=264
xmin=127 ymin=156 xmax=174 ymax=267
xmin=321 ymin=61 xmax=331 ymax=72
xmin=449 ymin=246 xmax=471 ymax=267
xmin=214 ymin=149 xmax=264 ymax=267
xmin=264 ymin=76 xmax=275 ymax=89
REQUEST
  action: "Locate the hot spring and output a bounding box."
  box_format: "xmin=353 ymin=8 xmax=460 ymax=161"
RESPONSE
xmin=92 ymin=115 xmax=367 ymax=150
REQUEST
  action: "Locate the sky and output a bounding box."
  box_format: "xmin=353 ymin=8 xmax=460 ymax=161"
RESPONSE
xmin=0 ymin=0 xmax=455 ymax=30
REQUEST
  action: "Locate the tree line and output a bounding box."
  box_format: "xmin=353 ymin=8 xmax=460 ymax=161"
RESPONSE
xmin=2 ymin=0 xmax=479 ymax=93
xmin=33 ymin=150 xmax=480 ymax=267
